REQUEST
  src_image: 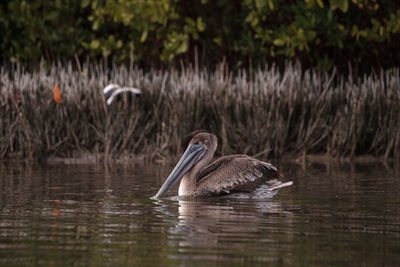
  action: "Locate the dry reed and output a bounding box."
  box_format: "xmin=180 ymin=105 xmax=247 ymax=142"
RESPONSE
xmin=1 ymin=62 xmax=399 ymax=162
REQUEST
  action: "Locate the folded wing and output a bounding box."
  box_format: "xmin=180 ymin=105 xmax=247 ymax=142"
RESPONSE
xmin=195 ymin=155 xmax=283 ymax=196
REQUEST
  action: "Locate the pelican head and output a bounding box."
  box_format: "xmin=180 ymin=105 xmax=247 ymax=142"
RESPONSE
xmin=153 ymin=133 xmax=217 ymax=199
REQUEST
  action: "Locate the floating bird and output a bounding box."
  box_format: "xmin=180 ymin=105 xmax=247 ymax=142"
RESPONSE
xmin=103 ymin=84 xmax=141 ymax=105
xmin=153 ymin=133 xmax=292 ymax=198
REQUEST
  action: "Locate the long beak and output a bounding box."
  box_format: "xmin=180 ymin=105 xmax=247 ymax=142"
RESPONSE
xmin=152 ymin=143 xmax=205 ymax=199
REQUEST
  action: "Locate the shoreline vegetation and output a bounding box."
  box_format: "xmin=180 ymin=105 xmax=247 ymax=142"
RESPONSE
xmin=1 ymin=62 xmax=399 ymax=164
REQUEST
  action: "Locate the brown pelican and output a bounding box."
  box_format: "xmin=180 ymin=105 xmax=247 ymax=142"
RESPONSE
xmin=153 ymin=133 xmax=292 ymax=198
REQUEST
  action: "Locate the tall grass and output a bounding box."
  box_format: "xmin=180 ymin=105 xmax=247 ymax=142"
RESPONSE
xmin=1 ymin=62 xmax=399 ymax=162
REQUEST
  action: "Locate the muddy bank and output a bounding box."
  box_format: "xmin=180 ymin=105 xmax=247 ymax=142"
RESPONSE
xmin=43 ymin=152 xmax=397 ymax=168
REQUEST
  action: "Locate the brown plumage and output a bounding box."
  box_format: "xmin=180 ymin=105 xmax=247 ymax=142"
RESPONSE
xmin=195 ymin=154 xmax=282 ymax=195
xmin=153 ymin=133 xmax=292 ymax=198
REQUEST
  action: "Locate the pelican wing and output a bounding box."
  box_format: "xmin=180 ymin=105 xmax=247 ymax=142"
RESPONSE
xmin=195 ymin=155 xmax=282 ymax=196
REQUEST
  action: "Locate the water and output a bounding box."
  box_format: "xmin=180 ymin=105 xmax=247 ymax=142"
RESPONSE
xmin=0 ymin=161 xmax=399 ymax=266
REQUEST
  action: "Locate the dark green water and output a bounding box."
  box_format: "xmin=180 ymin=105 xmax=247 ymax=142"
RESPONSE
xmin=0 ymin=161 xmax=399 ymax=266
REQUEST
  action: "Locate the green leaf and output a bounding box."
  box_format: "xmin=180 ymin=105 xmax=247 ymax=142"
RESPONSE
xmin=329 ymin=0 xmax=338 ymax=10
xmin=251 ymin=17 xmax=259 ymax=27
xmin=163 ymin=2 xmax=170 ymax=12
xmin=330 ymin=0 xmax=348 ymax=12
xmin=81 ymin=0 xmax=90 ymax=8
xmin=140 ymin=31 xmax=148 ymax=43
xmin=273 ymin=38 xmax=285 ymax=46
xmin=268 ymin=0 xmax=274 ymax=10
xmin=245 ymin=12 xmax=254 ymax=23
xmin=307 ymin=30 xmax=317 ymax=40
xmin=197 ymin=17 xmax=205 ymax=32
xmin=185 ymin=18 xmax=196 ymax=27
xmin=213 ymin=37 xmax=222 ymax=46
xmin=92 ymin=19 xmax=100 ymax=31
xmin=255 ymin=0 xmax=266 ymax=10
xmin=90 ymin=40 xmax=100 ymax=50
xmin=176 ymin=40 xmax=188 ymax=54
xmin=339 ymin=0 xmax=348 ymax=12
xmin=116 ymin=40 xmax=123 ymax=49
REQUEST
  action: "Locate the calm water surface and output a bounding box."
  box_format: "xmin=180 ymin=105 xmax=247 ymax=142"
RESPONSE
xmin=0 ymin=161 xmax=399 ymax=266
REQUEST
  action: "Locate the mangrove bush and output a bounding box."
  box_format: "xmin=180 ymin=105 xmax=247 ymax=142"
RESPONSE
xmin=0 ymin=0 xmax=399 ymax=73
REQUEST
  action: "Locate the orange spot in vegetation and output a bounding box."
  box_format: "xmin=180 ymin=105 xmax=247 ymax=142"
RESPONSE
xmin=53 ymin=84 xmax=62 ymax=104
xmin=54 ymin=200 xmax=62 ymax=204
xmin=53 ymin=208 xmax=60 ymax=218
